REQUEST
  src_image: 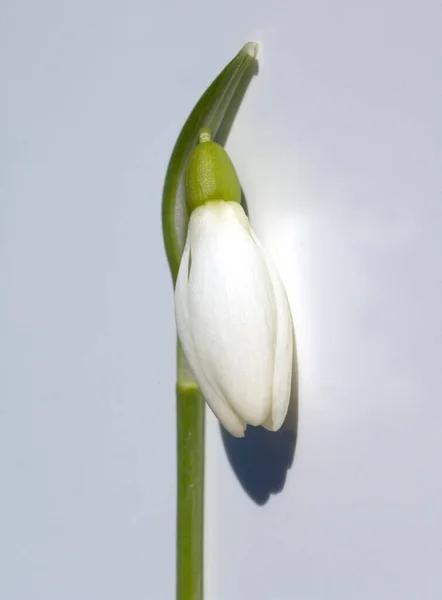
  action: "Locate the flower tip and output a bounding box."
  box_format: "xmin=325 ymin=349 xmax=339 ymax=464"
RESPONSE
xmin=232 ymin=427 xmax=246 ymax=439
xmin=243 ymin=41 xmax=259 ymax=59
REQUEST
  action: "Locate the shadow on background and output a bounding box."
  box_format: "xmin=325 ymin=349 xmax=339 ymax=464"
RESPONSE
xmin=221 ymin=337 xmax=299 ymax=505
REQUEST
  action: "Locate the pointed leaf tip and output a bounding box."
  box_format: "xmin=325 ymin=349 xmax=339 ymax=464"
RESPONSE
xmin=243 ymin=41 xmax=259 ymax=58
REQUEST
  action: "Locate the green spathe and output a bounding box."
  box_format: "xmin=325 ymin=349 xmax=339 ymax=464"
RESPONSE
xmin=185 ymin=128 xmax=241 ymax=212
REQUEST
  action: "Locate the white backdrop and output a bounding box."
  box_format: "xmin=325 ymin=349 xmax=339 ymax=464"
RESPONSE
xmin=1 ymin=1 xmax=441 ymax=599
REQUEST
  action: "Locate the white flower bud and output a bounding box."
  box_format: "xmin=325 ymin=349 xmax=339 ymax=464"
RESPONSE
xmin=174 ymin=201 xmax=293 ymax=437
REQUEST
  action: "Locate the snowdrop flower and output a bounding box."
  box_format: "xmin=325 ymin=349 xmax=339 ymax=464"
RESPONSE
xmin=174 ymin=129 xmax=293 ymax=437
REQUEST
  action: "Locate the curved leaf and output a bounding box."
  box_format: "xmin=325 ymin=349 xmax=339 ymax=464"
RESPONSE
xmin=162 ymin=42 xmax=259 ymax=284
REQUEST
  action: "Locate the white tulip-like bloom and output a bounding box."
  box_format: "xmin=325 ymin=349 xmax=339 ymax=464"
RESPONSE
xmin=175 ymin=200 xmax=293 ymax=437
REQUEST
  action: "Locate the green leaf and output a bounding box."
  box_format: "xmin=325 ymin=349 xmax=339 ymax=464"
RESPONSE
xmin=162 ymin=42 xmax=259 ymax=285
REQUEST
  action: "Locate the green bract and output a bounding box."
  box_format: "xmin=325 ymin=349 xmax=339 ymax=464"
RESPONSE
xmin=185 ymin=127 xmax=241 ymax=212
xmin=162 ymin=41 xmax=258 ymax=284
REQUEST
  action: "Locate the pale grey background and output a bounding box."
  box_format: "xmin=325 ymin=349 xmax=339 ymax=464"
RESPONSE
xmin=1 ymin=0 xmax=441 ymax=599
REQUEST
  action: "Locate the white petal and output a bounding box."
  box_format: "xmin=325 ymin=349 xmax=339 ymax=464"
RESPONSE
xmin=175 ymin=234 xmax=246 ymax=437
xmin=186 ymin=202 xmax=275 ymax=426
xmin=251 ymin=231 xmax=293 ymax=431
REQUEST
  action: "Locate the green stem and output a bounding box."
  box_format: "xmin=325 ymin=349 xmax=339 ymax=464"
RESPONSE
xmin=176 ymin=343 xmax=205 ymax=600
